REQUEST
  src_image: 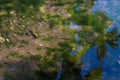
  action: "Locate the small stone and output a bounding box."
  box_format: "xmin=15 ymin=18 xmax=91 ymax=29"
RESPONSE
xmin=0 ymin=10 xmax=7 ymax=16
xmin=46 ymin=44 xmax=49 ymax=47
xmin=40 ymin=44 xmax=43 ymax=47
xmin=0 ymin=36 xmax=5 ymax=43
xmin=6 ymin=39 xmax=10 ymax=42
xmin=10 ymin=10 xmax=15 ymax=15
xmin=22 ymin=16 xmax=25 ymax=18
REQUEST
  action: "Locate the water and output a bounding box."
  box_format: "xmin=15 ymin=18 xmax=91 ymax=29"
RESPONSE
xmin=9 ymin=66 xmax=16 ymax=72
xmin=80 ymin=0 xmax=120 ymax=80
xmin=80 ymin=41 xmax=120 ymax=80
xmin=56 ymin=58 xmax=63 ymax=80
xmin=92 ymin=0 xmax=120 ymax=34
xmin=69 ymin=23 xmax=81 ymax=30
xmin=56 ymin=62 xmax=62 ymax=80
xmin=80 ymin=46 xmax=101 ymax=76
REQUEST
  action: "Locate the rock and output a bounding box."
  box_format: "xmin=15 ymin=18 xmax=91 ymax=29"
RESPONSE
xmin=39 ymin=5 xmax=46 ymax=13
xmin=0 ymin=10 xmax=7 ymax=16
xmin=40 ymin=44 xmax=43 ymax=47
xmin=0 ymin=36 xmax=5 ymax=43
xmin=6 ymin=38 xmax=10 ymax=42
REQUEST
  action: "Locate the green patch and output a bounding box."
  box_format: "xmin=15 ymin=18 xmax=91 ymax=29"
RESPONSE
xmin=46 ymin=47 xmax=59 ymax=56
xmin=9 ymin=51 xmax=22 ymax=58
xmin=20 ymin=40 xmax=29 ymax=45
xmin=40 ymin=36 xmax=53 ymax=41
xmin=48 ymin=15 xmax=63 ymax=28
xmin=4 ymin=70 xmax=14 ymax=80
xmin=36 ymin=47 xmax=42 ymax=50
xmin=4 ymin=40 xmax=17 ymax=48
xmin=0 ymin=64 xmax=3 ymax=68
xmin=30 ymin=54 xmax=42 ymax=61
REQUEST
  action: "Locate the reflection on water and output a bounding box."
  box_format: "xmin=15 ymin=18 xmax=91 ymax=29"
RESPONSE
xmin=102 ymin=40 xmax=120 ymax=80
xmin=106 ymin=21 xmax=120 ymax=33
xmin=80 ymin=45 xmax=101 ymax=76
xmin=74 ymin=34 xmax=80 ymax=42
xmin=69 ymin=23 xmax=81 ymax=30
xmin=80 ymin=0 xmax=120 ymax=80
xmin=56 ymin=58 xmax=63 ymax=80
xmin=56 ymin=62 xmax=62 ymax=80
xmin=70 ymin=44 xmax=81 ymax=56
xmin=81 ymin=40 xmax=120 ymax=80
xmin=92 ymin=0 xmax=120 ymax=34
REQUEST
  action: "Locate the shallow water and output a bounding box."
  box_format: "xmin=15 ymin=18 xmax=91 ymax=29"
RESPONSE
xmin=80 ymin=0 xmax=120 ymax=80
xmin=92 ymin=0 xmax=120 ymax=34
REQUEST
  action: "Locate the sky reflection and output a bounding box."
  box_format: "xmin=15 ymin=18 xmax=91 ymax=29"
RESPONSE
xmin=80 ymin=0 xmax=120 ymax=80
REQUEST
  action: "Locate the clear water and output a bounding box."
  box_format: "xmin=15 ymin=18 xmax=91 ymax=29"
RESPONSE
xmin=56 ymin=62 xmax=62 ymax=80
xmin=80 ymin=0 xmax=120 ymax=80
xmin=92 ymin=0 xmax=120 ymax=34
xmin=69 ymin=23 xmax=81 ymax=30
xmin=56 ymin=58 xmax=63 ymax=80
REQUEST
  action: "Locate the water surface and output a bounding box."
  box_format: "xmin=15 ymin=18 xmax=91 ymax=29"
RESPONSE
xmin=80 ymin=0 xmax=120 ymax=80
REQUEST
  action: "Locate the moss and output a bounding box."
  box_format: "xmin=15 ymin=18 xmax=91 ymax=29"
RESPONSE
xmin=40 ymin=36 xmax=53 ymax=41
xmin=30 ymin=54 xmax=42 ymax=61
xmin=9 ymin=51 xmax=22 ymax=58
xmin=4 ymin=40 xmax=17 ymax=47
xmin=20 ymin=40 xmax=29 ymax=45
xmin=46 ymin=47 xmax=59 ymax=56
xmin=36 ymin=47 xmax=42 ymax=50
